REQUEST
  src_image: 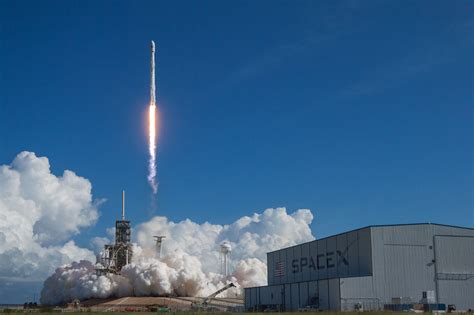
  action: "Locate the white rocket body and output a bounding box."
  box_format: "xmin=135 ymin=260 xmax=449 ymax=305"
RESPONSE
xmin=147 ymin=40 xmax=158 ymax=194
xmin=150 ymin=41 xmax=156 ymax=106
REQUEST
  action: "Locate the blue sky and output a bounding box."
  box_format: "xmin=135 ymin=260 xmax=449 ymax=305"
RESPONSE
xmin=1 ymin=0 xmax=472 ymax=252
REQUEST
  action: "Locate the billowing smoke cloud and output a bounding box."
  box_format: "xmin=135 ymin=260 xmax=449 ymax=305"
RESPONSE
xmin=41 ymin=207 xmax=314 ymax=304
xmin=135 ymin=207 xmax=314 ymax=271
xmin=232 ymin=258 xmax=268 ymax=289
xmin=40 ymin=260 xmax=132 ymax=302
xmin=1 ymin=151 xmax=315 ymax=305
xmin=0 ymin=152 xmax=100 ymax=302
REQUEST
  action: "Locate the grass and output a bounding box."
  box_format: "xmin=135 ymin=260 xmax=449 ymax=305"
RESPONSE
xmin=1 ymin=311 xmax=435 ymax=315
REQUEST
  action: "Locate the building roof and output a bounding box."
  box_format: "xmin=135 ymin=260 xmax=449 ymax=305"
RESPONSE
xmin=267 ymin=222 xmax=474 ymax=254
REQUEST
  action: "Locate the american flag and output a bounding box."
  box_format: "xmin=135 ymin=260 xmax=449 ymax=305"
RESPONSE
xmin=275 ymin=261 xmax=285 ymax=277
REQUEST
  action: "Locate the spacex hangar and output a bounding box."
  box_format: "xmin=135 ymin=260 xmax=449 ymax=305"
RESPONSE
xmin=244 ymin=223 xmax=474 ymax=311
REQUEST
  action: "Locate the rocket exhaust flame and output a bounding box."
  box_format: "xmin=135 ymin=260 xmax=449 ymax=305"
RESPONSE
xmin=148 ymin=41 xmax=158 ymax=194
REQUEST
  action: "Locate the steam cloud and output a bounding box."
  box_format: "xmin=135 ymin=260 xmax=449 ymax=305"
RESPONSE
xmin=0 ymin=152 xmax=99 ymax=299
xmin=0 ymin=151 xmax=315 ymax=305
xmin=41 ymin=207 xmax=314 ymax=304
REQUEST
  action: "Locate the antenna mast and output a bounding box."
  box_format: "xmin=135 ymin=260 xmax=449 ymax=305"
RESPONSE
xmin=122 ymin=190 xmax=125 ymax=220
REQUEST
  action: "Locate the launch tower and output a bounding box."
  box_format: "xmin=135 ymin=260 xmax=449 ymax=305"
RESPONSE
xmin=96 ymin=191 xmax=133 ymax=274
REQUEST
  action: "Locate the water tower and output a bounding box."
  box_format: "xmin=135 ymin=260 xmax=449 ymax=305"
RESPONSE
xmin=219 ymin=242 xmax=232 ymax=276
xmin=153 ymin=235 xmax=166 ymax=258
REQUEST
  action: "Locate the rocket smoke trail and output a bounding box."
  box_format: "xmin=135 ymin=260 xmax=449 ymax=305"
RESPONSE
xmin=148 ymin=41 xmax=158 ymax=194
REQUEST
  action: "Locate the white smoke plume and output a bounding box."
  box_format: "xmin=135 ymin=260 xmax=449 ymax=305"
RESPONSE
xmin=147 ymin=104 xmax=158 ymax=194
xmin=135 ymin=207 xmax=314 ymax=271
xmin=0 ymin=151 xmax=315 ymax=305
xmin=40 ymin=260 xmax=132 ymax=302
xmin=41 ymin=207 xmax=315 ymax=304
xmin=0 ymin=152 xmax=100 ymax=300
xmin=232 ymin=258 xmax=268 ymax=289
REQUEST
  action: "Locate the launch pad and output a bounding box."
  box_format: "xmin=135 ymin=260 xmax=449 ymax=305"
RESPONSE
xmin=95 ymin=191 xmax=133 ymax=274
xmin=64 ymin=296 xmax=244 ymax=313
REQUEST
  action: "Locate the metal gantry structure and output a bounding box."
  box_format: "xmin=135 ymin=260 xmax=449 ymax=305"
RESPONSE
xmin=203 ymin=282 xmax=236 ymax=306
xmin=96 ymin=191 xmax=133 ymax=275
xmin=192 ymin=282 xmax=236 ymax=311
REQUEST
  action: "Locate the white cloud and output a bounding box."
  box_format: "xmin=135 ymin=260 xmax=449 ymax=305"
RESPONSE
xmin=40 ymin=260 xmax=132 ymax=304
xmin=135 ymin=207 xmax=314 ymax=272
xmin=90 ymin=236 xmax=111 ymax=254
xmin=0 ymin=151 xmax=316 ymax=305
xmin=41 ymin=207 xmax=315 ymax=304
xmin=232 ymin=258 xmax=268 ymax=288
xmin=0 ymin=152 xmax=99 ymax=282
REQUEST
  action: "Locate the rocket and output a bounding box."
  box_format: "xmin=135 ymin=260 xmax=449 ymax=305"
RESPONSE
xmin=150 ymin=40 xmax=156 ymax=106
xmin=147 ymin=40 xmax=158 ymax=194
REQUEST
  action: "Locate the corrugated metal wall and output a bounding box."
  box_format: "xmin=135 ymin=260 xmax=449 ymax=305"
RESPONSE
xmin=245 ymin=280 xmax=341 ymax=311
xmin=267 ymin=227 xmax=373 ymax=285
xmin=370 ymin=225 xmax=474 ymax=308
xmin=318 ymin=280 xmax=329 ymax=310
xmin=373 ymin=225 xmax=436 ymax=303
xmin=247 ymin=224 xmax=474 ymax=312
xmin=339 ymin=276 xmax=378 ymax=311
xmin=435 ymin=235 xmax=474 ymax=310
